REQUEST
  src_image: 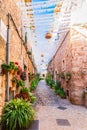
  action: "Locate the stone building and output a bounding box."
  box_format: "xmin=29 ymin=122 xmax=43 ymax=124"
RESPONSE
xmin=47 ymin=26 xmax=87 ymax=105
xmin=0 ymin=0 xmax=36 ymax=115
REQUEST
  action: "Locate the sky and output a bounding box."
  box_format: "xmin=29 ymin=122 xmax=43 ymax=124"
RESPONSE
xmin=21 ymin=0 xmax=87 ymax=73
xmin=29 ymin=0 xmax=59 ymax=73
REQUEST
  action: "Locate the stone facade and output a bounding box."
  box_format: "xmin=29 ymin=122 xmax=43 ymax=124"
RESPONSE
xmin=48 ymin=27 xmax=87 ymax=106
xmin=0 ymin=0 xmax=36 ymax=115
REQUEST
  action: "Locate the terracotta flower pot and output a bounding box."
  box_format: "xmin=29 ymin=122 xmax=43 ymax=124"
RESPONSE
xmin=13 ymin=70 xmax=18 ymax=75
xmin=2 ymin=69 xmax=8 ymax=75
xmin=12 ymin=81 xmax=17 ymax=88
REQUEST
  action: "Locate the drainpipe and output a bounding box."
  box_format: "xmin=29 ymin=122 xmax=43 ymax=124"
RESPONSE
xmin=6 ymin=13 xmax=10 ymax=101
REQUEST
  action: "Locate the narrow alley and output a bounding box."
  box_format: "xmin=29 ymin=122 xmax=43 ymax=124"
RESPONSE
xmin=33 ymin=80 xmax=87 ymax=130
xmin=0 ymin=0 xmax=87 ymax=130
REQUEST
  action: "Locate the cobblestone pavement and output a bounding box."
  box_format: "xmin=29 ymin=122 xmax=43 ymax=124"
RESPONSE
xmin=34 ymin=80 xmax=87 ymax=130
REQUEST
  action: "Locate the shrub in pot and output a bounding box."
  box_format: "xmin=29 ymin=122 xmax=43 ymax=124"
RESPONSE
xmin=15 ymin=92 xmax=31 ymax=101
xmin=1 ymin=99 xmax=35 ymax=130
xmin=20 ymin=87 xmax=37 ymax=103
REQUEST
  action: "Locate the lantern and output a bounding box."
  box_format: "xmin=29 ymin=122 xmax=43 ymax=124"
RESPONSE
xmin=41 ymin=54 xmax=44 ymax=57
xmin=41 ymin=60 xmax=44 ymax=62
xmin=45 ymin=32 xmax=52 ymax=39
xmin=25 ymin=0 xmax=32 ymax=2
xmin=55 ymin=8 xmax=61 ymax=13
xmin=58 ymin=3 xmax=62 ymax=7
xmin=29 ymin=14 xmax=33 ymax=18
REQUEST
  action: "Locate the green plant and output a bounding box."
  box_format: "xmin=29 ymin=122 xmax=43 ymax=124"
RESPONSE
xmin=12 ymin=77 xmax=18 ymax=83
xmin=1 ymin=63 xmax=12 ymax=72
xmin=30 ymin=75 xmax=40 ymax=91
xmin=20 ymin=87 xmax=37 ymax=103
xmin=66 ymin=71 xmax=71 ymax=76
xmin=65 ymin=71 xmax=71 ymax=81
xmin=54 ymin=80 xmax=61 ymax=90
xmin=20 ymin=87 xmax=30 ymax=93
xmin=17 ymin=79 xmax=25 ymax=87
xmin=14 ymin=66 xmax=19 ymax=71
xmin=1 ymin=99 xmax=35 ymax=130
xmin=29 ymin=92 xmax=37 ymax=103
xmin=55 ymin=87 xmax=66 ymax=98
xmin=10 ymin=62 xmax=15 ymax=70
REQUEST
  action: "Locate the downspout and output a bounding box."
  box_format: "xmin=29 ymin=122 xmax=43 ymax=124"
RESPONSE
xmin=6 ymin=13 xmax=10 ymax=101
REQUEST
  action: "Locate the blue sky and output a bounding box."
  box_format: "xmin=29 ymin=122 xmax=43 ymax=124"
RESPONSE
xmin=29 ymin=0 xmax=58 ymax=72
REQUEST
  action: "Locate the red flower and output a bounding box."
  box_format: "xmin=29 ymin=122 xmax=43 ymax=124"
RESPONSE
xmin=15 ymin=62 xmax=18 ymax=65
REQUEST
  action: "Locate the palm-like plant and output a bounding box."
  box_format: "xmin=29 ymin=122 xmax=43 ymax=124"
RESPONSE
xmin=1 ymin=99 xmax=35 ymax=130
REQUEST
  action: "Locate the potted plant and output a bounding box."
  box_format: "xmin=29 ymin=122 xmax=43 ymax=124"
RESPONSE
xmin=17 ymin=79 xmax=25 ymax=88
xmin=10 ymin=62 xmax=15 ymax=74
xmin=13 ymin=66 xmax=19 ymax=75
xmin=1 ymin=63 xmax=12 ymax=74
xmin=1 ymin=99 xmax=35 ymax=130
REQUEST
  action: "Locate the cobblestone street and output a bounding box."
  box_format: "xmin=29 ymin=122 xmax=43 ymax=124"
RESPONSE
xmin=34 ymin=80 xmax=87 ymax=130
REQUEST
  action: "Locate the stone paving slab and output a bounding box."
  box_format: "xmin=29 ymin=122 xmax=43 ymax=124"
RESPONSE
xmin=57 ymin=106 xmax=67 ymax=110
xmin=56 ymin=119 xmax=71 ymax=126
xmin=29 ymin=120 xmax=39 ymax=130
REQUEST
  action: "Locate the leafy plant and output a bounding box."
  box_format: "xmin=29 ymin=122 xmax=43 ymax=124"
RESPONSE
xmin=29 ymin=92 xmax=37 ymax=103
xmin=55 ymin=87 xmax=66 ymax=98
xmin=30 ymin=75 xmax=40 ymax=91
xmin=10 ymin=62 xmax=15 ymax=70
xmin=12 ymin=77 xmax=18 ymax=83
xmin=66 ymin=71 xmax=71 ymax=76
xmin=17 ymin=79 xmax=25 ymax=87
xmin=1 ymin=63 xmax=12 ymax=72
xmin=1 ymin=99 xmax=35 ymax=130
xmin=20 ymin=87 xmax=30 ymax=94
xmin=65 ymin=71 xmax=71 ymax=81
xmin=20 ymin=87 xmax=37 ymax=103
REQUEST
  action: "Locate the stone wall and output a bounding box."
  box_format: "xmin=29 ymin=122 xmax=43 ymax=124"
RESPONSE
xmin=0 ymin=0 xmax=36 ymax=115
xmin=48 ymin=28 xmax=87 ymax=105
xmin=70 ymin=28 xmax=87 ymax=105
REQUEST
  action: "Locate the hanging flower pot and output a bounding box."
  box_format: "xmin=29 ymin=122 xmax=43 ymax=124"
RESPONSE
xmin=45 ymin=32 xmax=52 ymax=39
